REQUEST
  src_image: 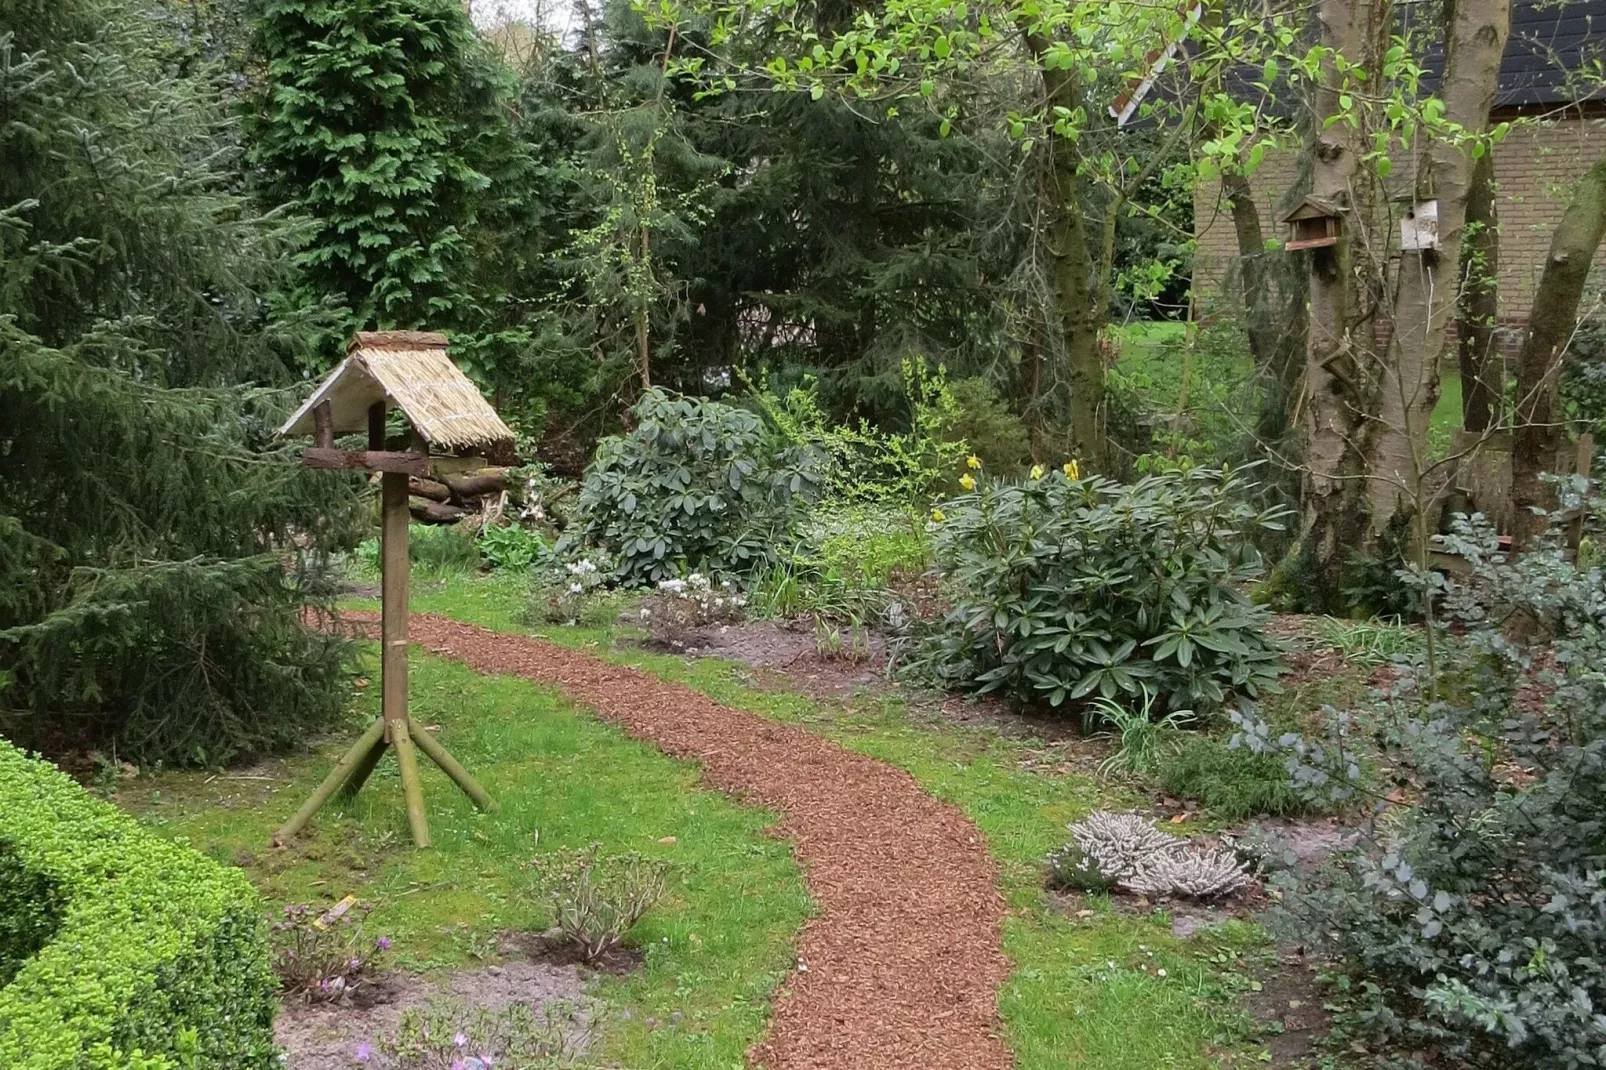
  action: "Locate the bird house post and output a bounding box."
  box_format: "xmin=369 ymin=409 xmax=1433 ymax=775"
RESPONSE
xmin=272 ymin=332 xmax=510 ymax=848
xmin=1281 ymin=196 xmax=1346 ymax=251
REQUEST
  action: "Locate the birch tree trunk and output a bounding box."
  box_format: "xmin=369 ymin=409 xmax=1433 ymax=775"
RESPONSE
xmin=1223 ymin=171 xmax=1310 ymax=446
xmin=1510 ymin=158 xmax=1606 ymax=548
xmin=1366 ymin=0 xmax=1509 ymax=535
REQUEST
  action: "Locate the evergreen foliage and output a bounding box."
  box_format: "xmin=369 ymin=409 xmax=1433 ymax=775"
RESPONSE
xmin=574 ymin=389 xmax=819 ymax=583
xmin=0 ymin=0 xmax=363 ymax=765
xmin=0 ymin=739 xmax=278 ymax=1068
xmin=919 ymin=465 xmax=1287 ymax=714
xmin=248 ymin=0 xmax=528 ymax=365
xmin=1243 ymin=498 xmax=1606 ymax=1067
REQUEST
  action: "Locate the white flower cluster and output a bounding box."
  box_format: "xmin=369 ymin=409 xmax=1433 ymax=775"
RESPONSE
xmin=645 ymin=573 xmax=747 ymax=636
xmin=1062 ymin=810 xmax=1251 ymax=900
xmin=564 ymin=558 xmax=603 ymax=595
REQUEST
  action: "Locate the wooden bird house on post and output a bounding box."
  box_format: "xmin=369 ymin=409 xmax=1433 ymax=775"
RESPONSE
xmin=1281 ymin=196 xmax=1346 ymax=251
xmin=273 ymin=332 xmax=513 ymax=848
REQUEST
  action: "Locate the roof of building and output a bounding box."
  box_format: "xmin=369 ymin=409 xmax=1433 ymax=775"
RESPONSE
xmin=280 ymin=332 xmax=515 ymax=453
xmin=1122 ymin=1 xmax=1606 ymax=127
xmin=1414 ymin=0 xmax=1606 ymax=109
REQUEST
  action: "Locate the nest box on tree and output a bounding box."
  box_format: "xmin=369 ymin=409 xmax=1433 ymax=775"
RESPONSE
xmin=1281 ymin=196 xmax=1347 ymax=251
xmin=273 ymin=332 xmax=515 ymax=849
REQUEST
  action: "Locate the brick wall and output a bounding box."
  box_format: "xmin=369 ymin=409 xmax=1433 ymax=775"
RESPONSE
xmin=1193 ymin=116 xmax=1606 ymax=325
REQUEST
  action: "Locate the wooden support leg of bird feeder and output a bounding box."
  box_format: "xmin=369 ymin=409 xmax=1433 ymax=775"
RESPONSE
xmin=381 ymin=466 xmax=431 ymax=848
xmin=272 ymin=715 xmax=387 ymax=846
xmin=410 ymin=721 xmax=498 ymax=813
xmin=337 ymin=731 xmax=389 ymax=800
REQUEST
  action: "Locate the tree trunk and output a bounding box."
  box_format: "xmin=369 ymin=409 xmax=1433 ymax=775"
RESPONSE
xmin=1027 ymin=37 xmax=1107 ymax=471
xmin=1458 ymin=150 xmax=1502 ymax=431
xmin=1367 ymin=0 xmax=1509 ymax=535
xmin=1224 ymin=171 xmax=1277 ymax=370
xmin=1223 ymin=170 xmax=1310 ymax=446
xmin=1511 ymin=158 xmax=1606 ymax=548
xmin=1293 ymin=0 xmax=1379 ymax=611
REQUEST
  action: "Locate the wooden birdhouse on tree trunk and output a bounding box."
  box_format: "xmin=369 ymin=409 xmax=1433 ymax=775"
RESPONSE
xmin=1282 ymin=196 xmax=1346 ymax=251
xmin=273 ymin=331 xmax=515 ymax=849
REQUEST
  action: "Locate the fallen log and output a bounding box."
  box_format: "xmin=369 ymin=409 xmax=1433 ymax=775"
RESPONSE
xmin=443 ymin=468 xmax=509 ymax=502
xmin=409 ymin=476 xmax=452 ymax=503
xmin=409 ymin=497 xmax=466 ymax=524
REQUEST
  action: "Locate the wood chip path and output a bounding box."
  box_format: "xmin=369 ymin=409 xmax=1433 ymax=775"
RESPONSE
xmin=335 ymin=611 xmax=1012 ymax=1070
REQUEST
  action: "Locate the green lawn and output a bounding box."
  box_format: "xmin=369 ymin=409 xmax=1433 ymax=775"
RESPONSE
xmin=120 ymin=570 xmax=1284 ymax=1069
xmin=122 ymin=643 xmax=808 ymax=1069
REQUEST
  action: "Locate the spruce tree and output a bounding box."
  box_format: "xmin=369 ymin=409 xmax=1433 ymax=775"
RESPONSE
xmin=0 ymin=0 xmax=364 ymax=764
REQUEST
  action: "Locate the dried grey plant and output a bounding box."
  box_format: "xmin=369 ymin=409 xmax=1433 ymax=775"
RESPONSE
xmin=1067 ymin=810 xmax=1180 ymax=886
xmin=1124 ymin=842 xmax=1252 ymax=899
xmin=1049 ymin=810 xmax=1254 ymax=901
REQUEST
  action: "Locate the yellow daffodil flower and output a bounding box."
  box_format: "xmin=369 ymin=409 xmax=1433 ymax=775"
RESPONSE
xmin=966 ymin=455 xmax=982 ymax=470
xmin=930 ymin=508 xmax=946 ymax=523
xmin=1063 ymin=460 xmax=1080 ymax=479
xmin=959 ymin=474 xmax=976 ymax=491
xmin=1030 ymin=464 xmax=1045 ymax=480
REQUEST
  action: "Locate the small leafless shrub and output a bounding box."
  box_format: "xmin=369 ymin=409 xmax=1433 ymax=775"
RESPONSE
xmin=641 ymin=573 xmax=746 ymax=643
xmin=526 ymin=844 xmax=670 ymax=962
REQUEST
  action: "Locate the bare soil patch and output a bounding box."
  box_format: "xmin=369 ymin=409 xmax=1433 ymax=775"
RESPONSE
xmin=276 ymin=960 xmax=589 ymax=1069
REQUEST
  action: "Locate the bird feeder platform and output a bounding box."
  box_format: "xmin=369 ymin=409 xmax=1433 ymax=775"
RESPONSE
xmin=272 ymin=332 xmax=514 ymax=848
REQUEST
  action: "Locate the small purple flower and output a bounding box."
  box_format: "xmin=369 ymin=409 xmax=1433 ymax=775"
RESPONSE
xmin=376 ymin=936 xmax=392 ymax=951
xmin=453 ymin=1031 xmax=468 ymax=1048
xmin=450 ymin=1061 xmax=467 ymax=1070
xmin=349 ymin=958 xmax=362 ymax=970
xmin=352 ymin=1041 xmax=372 ymax=1063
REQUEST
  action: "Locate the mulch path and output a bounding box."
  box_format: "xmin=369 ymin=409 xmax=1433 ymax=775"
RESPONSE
xmin=333 ymin=611 xmax=1012 ymax=1070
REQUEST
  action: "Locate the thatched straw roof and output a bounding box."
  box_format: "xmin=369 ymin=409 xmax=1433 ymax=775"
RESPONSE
xmin=280 ymin=332 xmax=514 ymax=453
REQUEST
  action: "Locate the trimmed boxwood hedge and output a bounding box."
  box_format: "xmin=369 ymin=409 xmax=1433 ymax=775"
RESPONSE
xmin=0 ymin=739 xmax=277 ymax=1068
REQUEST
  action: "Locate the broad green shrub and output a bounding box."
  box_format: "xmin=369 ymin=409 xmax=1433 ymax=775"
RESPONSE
xmin=1156 ymin=737 xmax=1303 ymax=820
xmin=477 ymin=524 xmax=547 ymax=571
xmin=0 ymin=843 xmax=65 ymax=988
xmin=0 ymin=740 xmax=277 ymax=1068
xmin=1244 ymin=496 xmax=1606 ymax=1067
xmin=749 ymin=359 xmax=968 ymax=504
xmin=575 ymin=389 xmax=818 ymax=584
xmin=919 ymin=464 xmax=1286 ymax=714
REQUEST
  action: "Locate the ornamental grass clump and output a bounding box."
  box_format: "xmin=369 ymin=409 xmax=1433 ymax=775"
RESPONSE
xmin=918 ymin=462 xmax=1287 ymax=716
